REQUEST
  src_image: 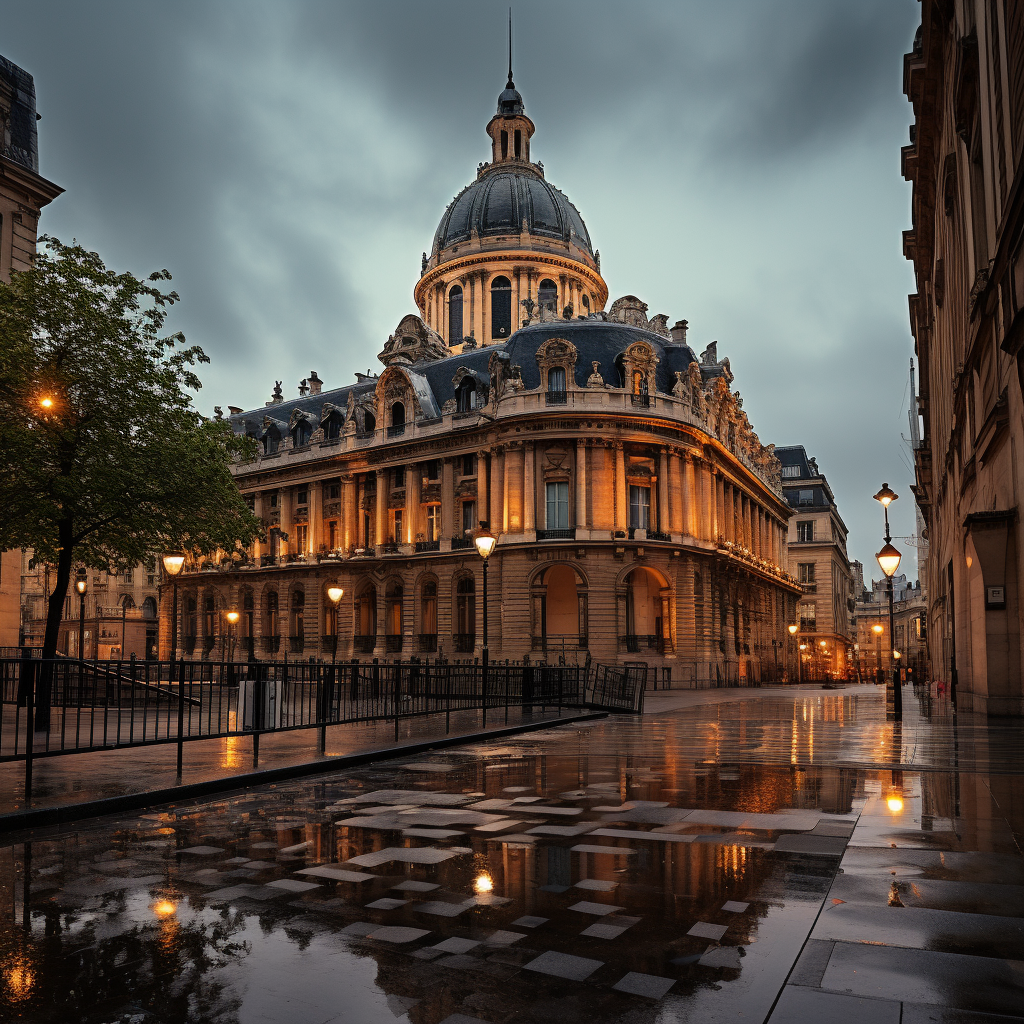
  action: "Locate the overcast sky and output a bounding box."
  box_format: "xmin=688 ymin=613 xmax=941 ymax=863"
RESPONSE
xmin=5 ymin=0 xmax=921 ymax=578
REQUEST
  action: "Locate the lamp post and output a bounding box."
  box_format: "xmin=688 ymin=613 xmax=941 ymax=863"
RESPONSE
xmin=788 ymin=623 xmax=798 ymax=683
xmin=872 ymin=623 xmax=884 ymax=682
xmin=75 ymin=570 xmax=88 ymax=663
xmin=327 ymin=586 xmax=344 ymax=664
xmin=162 ymin=552 xmax=185 ymax=664
xmin=225 ymin=608 xmax=240 ymax=662
xmin=873 ymin=483 xmax=902 ymax=719
xmin=474 ymin=522 xmax=496 ymax=721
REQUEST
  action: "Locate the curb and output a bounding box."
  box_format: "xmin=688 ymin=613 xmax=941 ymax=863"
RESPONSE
xmin=0 ymin=710 xmax=608 ymax=838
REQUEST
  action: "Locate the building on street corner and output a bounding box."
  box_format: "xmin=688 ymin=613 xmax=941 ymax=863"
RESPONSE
xmin=777 ymin=446 xmax=853 ymax=680
xmin=904 ymin=2 xmax=1024 ymax=713
xmin=160 ymin=71 xmax=802 ymax=684
xmin=853 ymin=573 xmax=929 ymax=684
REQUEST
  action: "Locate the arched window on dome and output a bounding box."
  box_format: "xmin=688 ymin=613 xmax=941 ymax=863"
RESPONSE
xmin=491 ymin=276 xmax=512 ymax=339
xmin=448 ymin=286 xmax=463 ymax=345
xmin=581 ymin=293 xmax=590 ymax=311
xmin=538 ymin=279 xmax=557 ymax=314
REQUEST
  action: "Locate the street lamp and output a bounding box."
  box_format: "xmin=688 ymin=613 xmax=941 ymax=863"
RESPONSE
xmin=474 ymin=522 xmax=496 ymax=720
xmin=873 ymin=483 xmax=902 ymax=719
xmin=162 ymin=552 xmax=186 ymax=663
xmin=327 ymin=585 xmax=344 ymax=664
xmin=225 ymin=607 xmax=240 ymax=662
xmin=788 ymin=623 xmax=799 ymax=683
xmin=75 ymin=569 xmax=88 ymax=662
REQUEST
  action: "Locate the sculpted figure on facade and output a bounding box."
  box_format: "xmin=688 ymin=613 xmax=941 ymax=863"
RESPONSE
xmin=588 ymin=361 xmax=607 ymax=388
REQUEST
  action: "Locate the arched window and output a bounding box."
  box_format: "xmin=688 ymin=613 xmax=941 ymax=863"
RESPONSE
xmin=264 ymin=426 xmax=281 ymax=455
xmin=385 ymin=582 xmax=403 ymax=639
xmin=355 ymin=583 xmax=377 ymax=638
xmin=185 ymin=596 xmax=197 ymax=638
xmin=538 ymin=279 xmax=557 ymax=313
xmin=448 ymin=285 xmax=463 ymax=344
xmin=625 ymin=567 xmax=668 ymax=652
xmin=363 ymin=410 xmax=376 ymax=434
xmin=292 ymin=420 xmax=312 ymax=448
xmin=323 ymin=411 xmax=343 ymax=440
xmin=455 ymin=576 xmax=476 ymax=651
xmin=500 ymin=130 xmax=508 ymax=160
xmin=203 ymin=596 xmax=215 ymax=637
xmin=290 ymin=589 xmax=305 ymax=639
xmin=266 ymin=591 xmax=279 ymax=637
xmin=456 ymin=379 xmax=475 ymax=413
xmin=391 ymin=402 xmax=405 ymax=427
xmin=581 ymin=293 xmax=590 ymax=311
xmin=420 ymin=580 xmax=437 ymax=649
xmin=242 ymin=590 xmax=254 ymax=639
xmin=514 ymin=128 xmax=522 ymax=160
xmin=491 ymin=276 xmax=512 ymax=338
xmin=142 ymin=596 xmax=157 ymax=619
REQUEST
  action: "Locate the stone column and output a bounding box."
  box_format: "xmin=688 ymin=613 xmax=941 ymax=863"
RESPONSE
xmin=657 ymin=449 xmax=669 ymax=535
xmin=468 ymin=273 xmax=477 ymax=343
xmin=524 ymin=442 xmax=535 ymax=533
xmin=279 ymin=486 xmax=291 ymax=559
xmin=614 ymin=444 xmax=626 ymax=532
xmin=309 ymin=482 xmax=322 ymax=556
xmin=491 ymin=446 xmax=504 ymax=533
xmin=576 ymin=439 xmax=588 ymax=530
xmin=478 ymin=448 xmax=490 ymax=525
xmin=682 ymin=457 xmax=697 ymax=537
xmin=341 ymin=476 xmax=354 ymax=553
xmin=407 ymin=463 xmax=420 ymax=546
xmin=481 ymin=270 xmax=491 ymax=344
xmin=669 ymin=450 xmax=684 ymax=536
xmin=375 ymin=469 xmax=386 ymax=554
xmin=441 ymin=457 xmax=455 ymax=547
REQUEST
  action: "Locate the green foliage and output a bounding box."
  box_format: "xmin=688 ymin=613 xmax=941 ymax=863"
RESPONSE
xmin=0 ymin=236 xmax=261 ymax=653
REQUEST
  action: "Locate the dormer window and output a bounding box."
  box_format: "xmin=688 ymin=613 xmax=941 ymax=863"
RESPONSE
xmin=546 ymin=366 xmax=567 ymax=405
xmin=292 ymin=420 xmax=312 ymax=448
xmin=263 ymin=426 xmax=281 ymax=455
xmin=456 ymin=380 xmax=476 ymax=413
xmin=389 ymin=402 xmax=406 ymax=437
xmin=323 ymin=410 xmax=343 ymax=440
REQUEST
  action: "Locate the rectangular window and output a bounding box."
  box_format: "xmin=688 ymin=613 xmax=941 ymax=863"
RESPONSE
xmin=797 ymin=521 xmax=814 ymax=542
xmin=798 ymin=489 xmax=814 ymax=506
xmin=269 ymin=493 xmax=278 ymax=508
xmin=548 ymin=367 xmax=566 ymax=392
xmin=629 ymin=485 xmax=651 ymax=530
xmin=328 ymin=521 xmax=338 ymax=550
xmin=392 ymin=465 xmax=405 ymax=488
xmin=328 ymin=483 xmax=341 ymax=499
xmin=462 ymin=454 xmax=476 ymax=476
xmin=295 ymin=523 xmax=308 ymax=553
xmin=798 ymin=602 xmax=816 ymax=631
xmin=797 ymin=563 xmax=816 ymax=583
xmin=363 ymin=512 xmax=374 ymax=548
xmin=426 ymin=504 xmax=441 ymax=541
xmin=391 ymin=509 xmax=403 ymax=544
xmin=782 ymin=465 xmax=800 ymax=478
xmin=546 ymin=481 xmax=570 ymax=529
xmin=296 ymin=488 xmax=308 ymax=506
xmin=462 ymin=501 xmax=477 ymax=535
xmin=425 ymin=459 xmax=439 ymax=481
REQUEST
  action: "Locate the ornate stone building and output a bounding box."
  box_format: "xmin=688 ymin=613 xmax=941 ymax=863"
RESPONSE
xmin=162 ymin=72 xmax=800 ymax=682
xmin=904 ymin=3 xmax=1024 ymax=713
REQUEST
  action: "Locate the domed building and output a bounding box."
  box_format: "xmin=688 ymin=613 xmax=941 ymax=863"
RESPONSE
xmin=162 ymin=73 xmax=800 ymax=684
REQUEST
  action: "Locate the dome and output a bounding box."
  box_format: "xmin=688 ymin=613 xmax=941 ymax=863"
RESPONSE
xmin=431 ymin=168 xmax=594 ymax=258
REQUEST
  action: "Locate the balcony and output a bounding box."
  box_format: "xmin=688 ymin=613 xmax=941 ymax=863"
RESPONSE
xmin=385 ymin=635 xmax=403 ymax=653
xmin=261 ymin=636 xmax=281 ymax=654
xmin=387 ymin=424 xmax=405 ymax=438
xmin=417 ymin=633 xmax=437 ymax=653
xmin=354 ymin=635 xmax=375 ymax=654
xmin=415 ymin=540 xmax=440 ymax=552
xmin=536 ymin=528 xmax=576 ymax=541
xmin=453 ymin=633 xmax=475 ymax=653
xmin=289 ymin=635 xmax=304 ymax=654
xmin=532 ymin=634 xmax=588 ymax=651
xmin=451 ymin=537 xmax=473 ymax=550
xmin=800 ymin=583 xmax=817 ymax=593
xmin=545 ymin=390 xmax=567 ymax=405
xmin=380 ymin=541 xmax=400 ymax=555
xmin=631 ymin=394 xmax=652 ymax=409
xmin=647 ymin=530 xmax=671 ymax=542
xmin=620 ymin=634 xmax=664 ymax=654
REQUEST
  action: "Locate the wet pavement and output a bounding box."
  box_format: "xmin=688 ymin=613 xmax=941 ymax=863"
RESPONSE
xmin=1 ymin=682 xmax=1022 ymax=1023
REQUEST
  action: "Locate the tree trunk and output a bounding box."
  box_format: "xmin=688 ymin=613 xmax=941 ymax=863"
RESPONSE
xmin=37 ymin=518 xmax=74 ymax=731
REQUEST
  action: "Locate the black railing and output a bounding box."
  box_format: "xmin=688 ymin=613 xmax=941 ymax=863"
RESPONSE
xmin=417 ymin=634 xmax=437 ymax=653
xmin=531 ymin=634 xmax=589 ymax=651
xmin=451 ymin=537 xmax=473 ymax=550
xmin=385 ymin=635 xmax=403 ymax=653
xmin=545 ymin=390 xmax=568 ymax=405
xmin=536 ymin=528 xmax=576 ymax=541
xmin=415 ymin=540 xmax=440 ymax=552
xmin=647 ymin=530 xmax=671 ymax=541
xmin=620 ymin=634 xmax=664 ymax=654
xmin=354 ymin=636 xmax=376 ymax=653
xmin=453 ymin=633 xmax=475 ymax=653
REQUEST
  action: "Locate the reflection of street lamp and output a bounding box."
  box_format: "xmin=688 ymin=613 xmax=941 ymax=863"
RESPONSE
xmin=162 ymin=553 xmax=185 ymax=662
xmin=76 ymin=570 xmax=88 ymax=661
xmin=327 ymin=586 xmax=344 ymax=664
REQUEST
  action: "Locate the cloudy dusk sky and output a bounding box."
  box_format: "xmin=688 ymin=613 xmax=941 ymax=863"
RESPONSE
xmin=4 ymin=0 xmax=921 ymax=574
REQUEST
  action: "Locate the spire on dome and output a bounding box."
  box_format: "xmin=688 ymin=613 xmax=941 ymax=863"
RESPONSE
xmin=497 ymin=9 xmax=524 ymax=115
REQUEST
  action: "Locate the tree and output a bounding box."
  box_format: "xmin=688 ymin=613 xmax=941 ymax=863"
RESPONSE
xmin=0 ymin=236 xmax=261 ymax=666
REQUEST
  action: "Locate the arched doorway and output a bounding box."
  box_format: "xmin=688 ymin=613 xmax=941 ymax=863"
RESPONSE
xmin=419 ymin=579 xmax=437 ymax=652
xmin=623 ymin=567 xmax=670 ymax=653
xmin=455 ymin=576 xmax=475 ymax=653
xmin=531 ymin=564 xmax=588 ymax=653
xmin=385 ymin=580 xmax=403 ymax=652
xmin=264 ymin=590 xmax=280 ymax=654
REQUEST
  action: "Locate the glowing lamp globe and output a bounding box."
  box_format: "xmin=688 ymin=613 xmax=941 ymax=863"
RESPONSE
xmin=327 ymin=586 xmax=344 ymax=604
xmin=876 ymin=543 xmax=902 ymax=578
xmin=787 ymin=624 xmax=798 ymax=636
xmin=873 ymin=482 xmax=898 ymax=507
xmin=162 ymin=552 xmax=186 ymax=577
xmin=474 ymin=523 xmax=496 ymax=560
xmin=226 ymin=609 xmax=240 ymax=625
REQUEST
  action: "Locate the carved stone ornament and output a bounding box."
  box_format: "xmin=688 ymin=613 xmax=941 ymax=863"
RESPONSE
xmin=608 ymin=295 xmax=650 ymax=329
xmin=442 ymin=397 xmax=457 ymax=414
xmin=388 ymin=493 xmax=405 ymax=511
xmin=508 ymin=364 xmax=525 ymax=390
xmin=647 ymin=313 xmax=671 ymax=338
xmin=535 ymin=337 xmax=578 ymax=390
xmin=544 ymin=446 xmax=569 ymax=471
xmin=324 ymin=501 xmax=341 ymax=517
xmin=621 ymin=340 xmax=660 ymax=396
xmin=587 ymin=361 xmax=606 ymax=388
xmin=421 ymin=484 xmax=442 ymax=503
xmin=672 ymin=370 xmax=687 ymax=397
xmin=377 ymin=313 xmax=448 ymax=365
xmin=454 ymin=480 xmax=478 ymax=498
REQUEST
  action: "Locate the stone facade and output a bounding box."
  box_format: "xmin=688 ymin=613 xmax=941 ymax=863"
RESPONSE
xmin=778 ymin=447 xmax=854 ymax=680
xmin=853 ymin=574 xmax=929 ymax=684
xmin=160 ymin=74 xmax=801 ymax=683
xmin=904 ymin=3 xmax=1024 ymax=713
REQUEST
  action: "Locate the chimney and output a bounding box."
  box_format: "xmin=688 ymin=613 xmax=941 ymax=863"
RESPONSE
xmin=670 ymin=319 xmax=689 ymax=344
xmin=228 ymin=406 xmax=243 ymax=416
xmin=308 ymin=371 xmax=323 ymax=395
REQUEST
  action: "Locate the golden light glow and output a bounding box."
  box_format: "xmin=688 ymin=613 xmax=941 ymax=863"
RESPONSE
xmin=474 ymin=525 xmax=496 ymax=560
xmin=152 ymin=899 xmax=177 ymax=919
xmin=876 ymin=542 xmax=902 ymax=578
xmin=38 ymin=396 xmax=53 ymax=410
xmin=894 ymin=651 xmax=901 ymax=660
xmin=75 ymin=579 xmax=87 ymax=595
xmin=787 ymin=624 xmax=798 ymax=636
xmin=473 ymin=873 xmax=494 ymax=894
xmin=873 ymin=483 xmax=898 ymax=507
xmin=162 ymin=552 xmax=186 ymax=576
xmin=819 ymin=640 xmax=827 ymax=648
xmin=327 ymin=586 xmax=344 ymax=604
xmin=226 ymin=609 xmax=240 ymax=625
xmin=886 ymin=796 xmax=904 ymax=814
xmin=872 ymin=624 xmax=883 ymax=635
xmin=4 ymin=956 xmax=35 ymax=1001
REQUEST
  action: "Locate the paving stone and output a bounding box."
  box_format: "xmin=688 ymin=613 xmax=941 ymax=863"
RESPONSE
xmin=222 ymin=856 xmax=251 ymax=865
xmin=612 ymin=971 xmax=676 ymax=999
xmin=512 ymin=916 xmax=549 ymax=928
xmin=580 ymin=922 xmax=630 ymax=939
xmin=571 ymin=844 xmax=636 ymax=856
xmin=178 ymin=846 xmax=225 ymax=855
xmin=722 ymin=900 xmax=749 ymax=913
xmin=241 ymin=860 xmax=277 ymax=870
xmin=206 ymin=885 xmax=259 ymax=901
xmin=688 ymin=921 xmax=728 ymax=940
xmin=436 ymin=954 xmax=483 ymax=970
xmin=575 ymin=879 xmax=618 ymax=891
xmin=267 ymin=879 xmax=320 ymax=893
xmin=474 ymin=820 xmax=526 ymax=833
xmin=365 ymin=898 xmax=408 ymax=910
xmin=699 ymin=945 xmax=743 ymax=968
xmin=339 ymin=921 xmax=378 ymax=937
xmin=788 ymin=939 xmax=835 ymax=988
xmin=433 ymin=937 xmax=480 ymax=953
xmin=774 ymin=834 xmax=848 ymax=856
xmin=244 ymin=886 xmax=289 ymax=901
xmin=296 ymin=866 xmax=375 ymax=883
xmin=483 ymin=929 xmax=525 ymax=945
xmin=346 ymin=846 xmax=462 ymax=867
xmin=524 ymin=949 xmax=605 ymax=981
xmin=391 ymin=880 xmax=440 ymax=892
xmin=590 ymin=827 xmax=696 ymax=844
xmin=414 ymin=900 xmax=474 ymax=917
xmin=402 ymin=828 xmax=464 ymax=839
xmin=569 ymin=901 xmax=625 ymax=916
xmin=471 ymin=893 xmax=512 ymax=906
xmin=411 ymin=947 xmax=445 ymax=960
xmin=768 ymin=986 xmax=900 ymax=1024
xmin=539 ymin=884 xmax=569 ymax=893
xmin=367 ymin=926 xmax=431 ymax=943
xmin=527 ymin=824 xmax=598 ymax=837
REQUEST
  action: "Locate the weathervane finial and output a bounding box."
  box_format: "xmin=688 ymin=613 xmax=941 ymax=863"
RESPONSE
xmin=507 ymin=7 xmax=513 ymax=86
